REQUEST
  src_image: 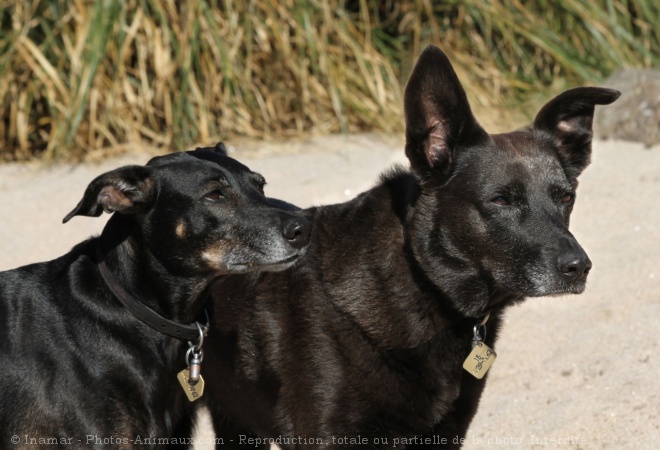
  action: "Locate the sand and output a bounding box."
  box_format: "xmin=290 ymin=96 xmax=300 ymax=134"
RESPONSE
xmin=1 ymin=134 xmax=658 ymax=449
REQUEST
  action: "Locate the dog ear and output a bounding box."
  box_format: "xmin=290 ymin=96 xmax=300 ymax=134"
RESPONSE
xmin=404 ymin=45 xmax=487 ymax=181
xmin=214 ymin=142 xmax=228 ymax=155
xmin=62 ymin=166 xmax=155 ymax=223
xmin=533 ymin=87 xmax=620 ymax=179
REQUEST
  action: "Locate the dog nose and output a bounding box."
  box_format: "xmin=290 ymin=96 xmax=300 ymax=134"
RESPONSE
xmin=557 ymin=251 xmax=592 ymax=281
xmin=282 ymin=217 xmax=311 ymax=250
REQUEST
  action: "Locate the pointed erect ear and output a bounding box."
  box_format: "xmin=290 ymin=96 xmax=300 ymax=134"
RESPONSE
xmin=404 ymin=45 xmax=487 ymax=181
xmin=62 ymin=166 xmax=155 ymax=223
xmin=533 ymin=87 xmax=620 ymax=179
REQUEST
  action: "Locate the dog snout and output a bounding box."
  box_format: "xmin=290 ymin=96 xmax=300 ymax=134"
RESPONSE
xmin=282 ymin=217 xmax=311 ymax=250
xmin=557 ymin=249 xmax=592 ymax=281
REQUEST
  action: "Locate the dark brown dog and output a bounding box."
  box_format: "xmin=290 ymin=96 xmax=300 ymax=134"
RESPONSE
xmin=197 ymin=46 xmax=619 ymax=448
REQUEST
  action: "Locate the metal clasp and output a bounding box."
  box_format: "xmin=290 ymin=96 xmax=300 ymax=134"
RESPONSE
xmin=472 ymin=313 xmax=490 ymax=349
xmin=185 ymin=321 xmax=206 ymax=384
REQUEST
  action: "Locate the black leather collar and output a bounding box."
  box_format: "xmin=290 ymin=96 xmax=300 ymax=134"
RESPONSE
xmin=96 ymin=248 xmax=206 ymax=341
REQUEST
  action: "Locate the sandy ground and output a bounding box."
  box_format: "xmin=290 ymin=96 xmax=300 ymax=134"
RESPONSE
xmin=0 ymin=134 xmax=658 ymax=449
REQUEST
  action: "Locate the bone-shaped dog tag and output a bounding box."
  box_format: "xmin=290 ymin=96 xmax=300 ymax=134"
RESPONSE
xmin=177 ymin=369 xmax=205 ymax=402
xmin=463 ymin=341 xmax=497 ymax=379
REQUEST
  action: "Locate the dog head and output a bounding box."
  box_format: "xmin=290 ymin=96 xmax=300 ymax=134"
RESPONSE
xmin=63 ymin=143 xmax=311 ymax=276
xmin=404 ymin=45 xmax=619 ymax=316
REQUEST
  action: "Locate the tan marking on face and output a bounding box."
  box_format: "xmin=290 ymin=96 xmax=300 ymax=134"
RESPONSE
xmin=202 ymin=244 xmax=229 ymax=271
xmin=175 ymin=220 xmax=186 ymax=238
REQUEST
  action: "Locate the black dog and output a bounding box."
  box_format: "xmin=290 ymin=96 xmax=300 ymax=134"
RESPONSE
xmin=194 ymin=46 xmax=620 ymax=449
xmin=0 ymin=144 xmax=310 ymax=448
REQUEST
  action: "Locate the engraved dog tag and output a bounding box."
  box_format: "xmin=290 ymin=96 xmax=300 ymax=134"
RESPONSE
xmin=177 ymin=369 xmax=205 ymax=402
xmin=463 ymin=342 xmax=497 ymax=379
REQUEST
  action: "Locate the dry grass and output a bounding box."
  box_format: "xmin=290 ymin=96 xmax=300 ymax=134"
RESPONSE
xmin=1 ymin=0 xmax=403 ymax=160
xmin=0 ymin=0 xmax=658 ymax=161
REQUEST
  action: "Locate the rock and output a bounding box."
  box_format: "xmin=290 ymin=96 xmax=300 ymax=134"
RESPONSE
xmin=594 ymin=70 xmax=660 ymax=147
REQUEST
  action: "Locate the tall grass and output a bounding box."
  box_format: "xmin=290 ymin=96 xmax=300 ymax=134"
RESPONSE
xmin=0 ymin=0 xmax=658 ymax=161
xmin=403 ymin=0 xmax=660 ymax=104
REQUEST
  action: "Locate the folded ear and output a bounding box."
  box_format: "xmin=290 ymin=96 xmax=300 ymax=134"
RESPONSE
xmin=62 ymin=166 xmax=155 ymax=223
xmin=213 ymin=142 xmax=228 ymax=155
xmin=404 ymin=45 xmax=487 ymax=182
xmin=533 ymin=87 xmax=620 ymax=179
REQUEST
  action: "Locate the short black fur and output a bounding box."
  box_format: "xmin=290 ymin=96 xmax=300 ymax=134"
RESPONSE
xmin=0 ymin=146 xmax=311 ymax=448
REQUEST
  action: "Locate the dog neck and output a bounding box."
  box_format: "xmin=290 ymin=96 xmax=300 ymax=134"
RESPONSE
xmin=96 ymin=216 xmax=212 ymax=327
xmin=96 ymin=247 xmax=208 ymax=341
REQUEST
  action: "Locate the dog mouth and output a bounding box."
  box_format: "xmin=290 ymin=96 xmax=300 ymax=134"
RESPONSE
xmin=226 ymin=251 xmax=305 ymax=273
xmin=257 ymin=253 xmax=302 ymax=271
xmin=528 ymin=278 xmax=588 ymax=297
xmin=551 ymin=283 xmax=587 ymax=296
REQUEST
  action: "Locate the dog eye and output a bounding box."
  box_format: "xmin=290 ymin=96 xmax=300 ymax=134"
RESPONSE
xmin=561 ymin=192 xmax=575 ymax=204
xmin=204 ymin=190 xmax=225 ymax=202
xmin=491 ymin=195 xmax=511 ymax=206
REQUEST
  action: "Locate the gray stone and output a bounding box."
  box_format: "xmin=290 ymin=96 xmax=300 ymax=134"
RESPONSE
xmin=594 ymin=69 xmax=660 ymax=147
